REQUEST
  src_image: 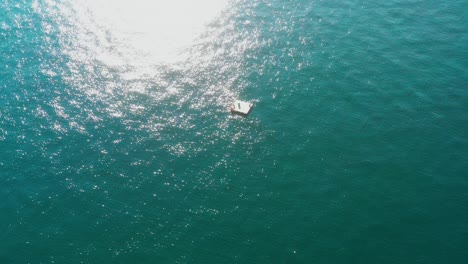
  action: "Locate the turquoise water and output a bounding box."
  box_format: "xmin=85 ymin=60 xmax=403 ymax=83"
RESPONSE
xmin=1 ymin=0 xmax=467 ymax=263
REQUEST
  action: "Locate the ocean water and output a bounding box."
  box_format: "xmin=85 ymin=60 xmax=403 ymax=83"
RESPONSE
xmin=1 ymin=0 xmax=467 ymax=263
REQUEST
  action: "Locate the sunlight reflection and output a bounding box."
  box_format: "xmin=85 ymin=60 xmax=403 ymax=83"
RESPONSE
xmin=38 ymin=0 xmax=265 ymax=156
xmin=74 ymin=0 xmax=229 ymax=63
xmin=51 ymin=0 xmax=249 ymax=129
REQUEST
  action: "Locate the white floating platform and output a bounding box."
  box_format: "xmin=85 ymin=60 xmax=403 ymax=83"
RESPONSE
xmin=230 ymin=100 xmax=253 ymax=115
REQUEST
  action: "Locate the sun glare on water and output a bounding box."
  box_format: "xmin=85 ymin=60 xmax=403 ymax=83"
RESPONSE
xmin=70 ymin=0 xmax=229 ymax=64
xmin=41 ymin=0 xmax=246 ymax=124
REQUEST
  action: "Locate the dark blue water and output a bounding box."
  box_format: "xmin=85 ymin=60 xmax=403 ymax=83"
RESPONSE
xmin=1 ymin=0 xmax=467 ymax=263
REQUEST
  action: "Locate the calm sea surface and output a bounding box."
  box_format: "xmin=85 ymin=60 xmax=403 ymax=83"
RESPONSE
xmin=1 ymin=0 xmax=467 ymax=263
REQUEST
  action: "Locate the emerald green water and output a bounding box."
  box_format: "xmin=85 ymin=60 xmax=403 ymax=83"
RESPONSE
xmin=1 ymin=0 xmax=467 ymax=263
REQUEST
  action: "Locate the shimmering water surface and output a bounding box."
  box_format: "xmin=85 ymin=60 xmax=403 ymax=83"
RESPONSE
xmin=1 ymin=0 xmax=467 ymax=263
